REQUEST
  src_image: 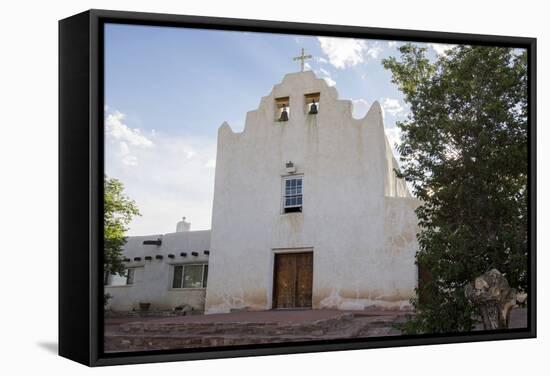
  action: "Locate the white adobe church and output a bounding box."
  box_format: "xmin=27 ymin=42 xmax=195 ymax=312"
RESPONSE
xmin=105 ymin=57 xmax=421 ymax=314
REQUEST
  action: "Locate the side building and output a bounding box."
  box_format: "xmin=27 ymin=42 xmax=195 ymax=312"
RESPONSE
xmin=104 ymin=218 xmax=211 ymax=313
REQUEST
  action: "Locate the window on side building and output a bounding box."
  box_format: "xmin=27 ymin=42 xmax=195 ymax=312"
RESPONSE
xmin=104 ymin=268 xmax=136 ymax=286
xmin=126 ymin=268 xmax=135 ymax=285
xmin=103 ymin=271 xmax=111 ymax=286
xmin=172 ymin=264 xmax=208 ymax=289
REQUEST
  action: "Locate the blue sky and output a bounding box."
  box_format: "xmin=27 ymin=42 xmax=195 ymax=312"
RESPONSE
xmin=104 ymin=23 xmax=451 ymax=235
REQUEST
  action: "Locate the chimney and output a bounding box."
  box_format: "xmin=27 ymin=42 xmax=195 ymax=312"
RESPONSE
xmin=176 ymin=216 xmax=191 ymax=232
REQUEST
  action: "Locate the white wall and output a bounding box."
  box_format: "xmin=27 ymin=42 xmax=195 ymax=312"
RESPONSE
xmin=206 ymin=72 xmax=420 ymax=313
xmin=3 ymin=1 xmax=546 ymax=375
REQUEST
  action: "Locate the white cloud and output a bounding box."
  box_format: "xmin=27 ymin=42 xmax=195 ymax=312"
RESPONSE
xmin=105 ymin=111 xmax=154 ymax=148
xmin=105 ymin=108 xmax=217 ymax=235
xmin=366 ymin=43 xmax=383 ymax=59
xmin=317 ymin=37 xmax=368 ymax=69
xmin=388 ymin=41 xmax=397 ymax=47
xmin=304 ymin=62 xmax=312 ymax=71
xmin=317 ymin=57 xmax=328 ymax=64
xmin=382 ymin=98 xmax=405 ymax=117
xmin=105 ymin=110 xmax=154 ymax=167
xmin=351 ymin=98 xmax=370 ymax=118
xmin=185 ymin=150 xmax=196 ymax=160
xmin=318 ymin=67 xmax=330 ymax=76
xmin=323 ymin=76 xmax=336 ymax=86
xmin=512 ymin=48 xmax=526 ymax=57
xmin=118 ymin=141 xmax=138 ymax=166
xmin=317 ymin=37 xmax=384 ymax=69
xmin=428 ymin=43 xmax=457 ymax=56
xmin=314 ymin=67 xmax=336 ymax=87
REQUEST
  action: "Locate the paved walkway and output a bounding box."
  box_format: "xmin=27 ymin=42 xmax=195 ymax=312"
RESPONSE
xmin=104 ymin=308 xmax=527 ymax=353
xmin=106 ymin=308 xmax=406 ymax=325
xmin=104 ymin=309 xmax=408 ymax=353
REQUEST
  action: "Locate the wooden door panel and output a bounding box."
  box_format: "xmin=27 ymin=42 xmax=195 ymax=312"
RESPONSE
xmin=273 ymin=252 xmax=313 ymax=309
xmin=274 ymin=254 xmax=296 ymax=309
xmin=295 ymin=253 xmax=313 ymax=308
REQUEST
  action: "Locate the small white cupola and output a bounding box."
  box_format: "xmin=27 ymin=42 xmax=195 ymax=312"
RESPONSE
xmin=176 ymin=216 xmax=191 ymax=232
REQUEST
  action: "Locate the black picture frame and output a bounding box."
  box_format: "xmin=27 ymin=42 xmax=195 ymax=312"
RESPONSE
xmin=59 ymin=9 xmax=537 ymax=367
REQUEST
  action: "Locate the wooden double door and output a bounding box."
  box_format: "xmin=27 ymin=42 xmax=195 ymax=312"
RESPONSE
xmin=273 ymin=252 xmax=313 ymax=309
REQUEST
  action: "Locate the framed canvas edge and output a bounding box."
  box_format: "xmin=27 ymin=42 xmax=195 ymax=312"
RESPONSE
xmin=59 ymin=9 xmax=93 ymax=366
xmin=58 ymin=8 xmax=537 ymax=367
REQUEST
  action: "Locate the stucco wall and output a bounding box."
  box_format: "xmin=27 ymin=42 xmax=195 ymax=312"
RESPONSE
xmin=105 ymin=230 xmax=211 ymax=312
xmin=205 ymin=71 xmax=419 ymax=313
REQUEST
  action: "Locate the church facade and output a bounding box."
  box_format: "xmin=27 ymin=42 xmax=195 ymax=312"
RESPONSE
xmin=105 ymin=71 xmax=421 ymax=314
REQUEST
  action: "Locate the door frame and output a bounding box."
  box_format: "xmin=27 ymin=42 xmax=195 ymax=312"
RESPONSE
xmin=271 ymin=248 xmax=314 ymax=310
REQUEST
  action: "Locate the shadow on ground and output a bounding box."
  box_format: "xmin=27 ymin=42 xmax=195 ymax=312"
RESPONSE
xmin=37 ymin=341 xmax=58 ymax=354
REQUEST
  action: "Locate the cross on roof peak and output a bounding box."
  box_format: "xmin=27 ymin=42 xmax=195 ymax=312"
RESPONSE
xmin=293 ymin=48 xmax=312 ymax=72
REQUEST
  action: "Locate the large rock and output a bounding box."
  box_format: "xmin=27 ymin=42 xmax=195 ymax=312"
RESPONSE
xmin=464 ymin=269 xmax=526 ymax=330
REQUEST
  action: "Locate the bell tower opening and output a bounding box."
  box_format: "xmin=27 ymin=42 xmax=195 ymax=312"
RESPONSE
xmin=275 ymin=96 xmax=290 ymax=122
xmin=305 ymin=93 xmax=320 ymax=115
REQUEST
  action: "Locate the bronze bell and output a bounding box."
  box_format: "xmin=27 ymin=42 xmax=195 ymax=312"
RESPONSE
xmin=309 ymin=100 xmax=318 ymax=114
xmin=279 ymin=106 xmax=289 ymax=121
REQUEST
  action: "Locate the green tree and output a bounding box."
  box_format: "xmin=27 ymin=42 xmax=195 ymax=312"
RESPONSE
xmin=382 ymin=44 xmax=528 ymax=333
xmin=104 ymin=175 xmax=140 ymax=281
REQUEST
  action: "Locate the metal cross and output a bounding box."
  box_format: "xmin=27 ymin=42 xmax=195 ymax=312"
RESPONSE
xmin=293 ymin=48 xmax=312 ymax=72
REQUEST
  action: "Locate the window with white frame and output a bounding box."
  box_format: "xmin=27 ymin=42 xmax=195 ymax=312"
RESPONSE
xmin=172 ymin=264 xmax=209 ymax=289
xmin=283 ymin=176 xmax=303 ymax=213
xmin=104 ymin=268 xmax=136 ymax=286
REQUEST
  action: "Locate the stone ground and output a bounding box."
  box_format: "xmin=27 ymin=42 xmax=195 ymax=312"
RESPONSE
xmin=104 ymin=308 xmax=528 ymax=353
xmin=104 ymin=309 xmax=408 ymax=353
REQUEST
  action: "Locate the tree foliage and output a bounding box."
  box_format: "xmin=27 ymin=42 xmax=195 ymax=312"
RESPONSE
xmin=104 ymin=175 xmax=140 ymax=277
xmin=382 ymin=44 xmax=528 ymax=333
